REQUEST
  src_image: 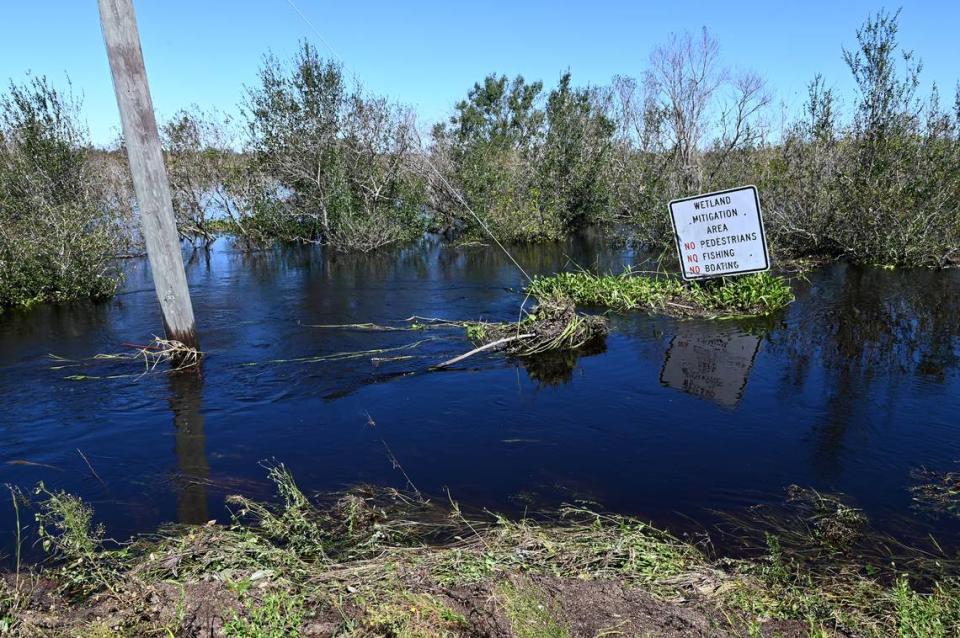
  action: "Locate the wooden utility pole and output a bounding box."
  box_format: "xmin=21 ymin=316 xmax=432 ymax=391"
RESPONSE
xmin=98 ymin=0 xmax=199 ymax=349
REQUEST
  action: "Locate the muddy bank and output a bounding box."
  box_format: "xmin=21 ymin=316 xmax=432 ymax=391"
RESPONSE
xmin=8 ymin=572 xmax=808 ymax=637
xmin=2 ymin=471 xmax=958 ymax=637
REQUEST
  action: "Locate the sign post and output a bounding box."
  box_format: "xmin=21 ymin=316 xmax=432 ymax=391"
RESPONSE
xmin=669 ymin=185 xmax=769 ymax=281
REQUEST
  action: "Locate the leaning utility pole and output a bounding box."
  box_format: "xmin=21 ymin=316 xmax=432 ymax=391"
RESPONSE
xmin=98 ymin=0 xmax=198 ymax=349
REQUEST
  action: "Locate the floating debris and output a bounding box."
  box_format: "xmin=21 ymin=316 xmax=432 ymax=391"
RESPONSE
xmin=303 ymin=298 xmax=608 ymax=372
xmin=434 ymin=296 xmax=607 ymax=369
xmin=241 ymin=338 xmax=443 ymax=367
xmin=910 ymin=466 xmax=960 ymax=519
xmin=51 ymin=337 xmax=203 ymax=380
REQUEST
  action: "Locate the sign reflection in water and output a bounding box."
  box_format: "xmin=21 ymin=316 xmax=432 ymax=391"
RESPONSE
xmin=660 ymin=326 xmax=762 ymax=407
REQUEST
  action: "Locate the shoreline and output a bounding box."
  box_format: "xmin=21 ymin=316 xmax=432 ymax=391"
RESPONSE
xmin=2 ymin=471 xmax=957 ymax=637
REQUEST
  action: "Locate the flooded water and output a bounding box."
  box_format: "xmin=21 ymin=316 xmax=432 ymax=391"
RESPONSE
xmin=2 ymin=235 xmax=960 ymax=558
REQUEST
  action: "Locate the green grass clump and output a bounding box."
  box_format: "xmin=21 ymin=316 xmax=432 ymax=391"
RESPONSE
xmin=723 ymin=536 xmax=960 ymax=638
xmin=463 ymin=322 xmax=490 ymax=343
xmin=223 ymin=591 xmax=305 ymax=638
xmin=356 ymin=592 xmax=467 ymax=637
xmin=893 ymin=577 xmax=960 ymax=638
xmin=497 ymin=580 xmax=569 ymax=638
xmin=32 ymin=482 xmax=121 ymax=597
xmin=528 ymin=270 xmax=794 ymax=317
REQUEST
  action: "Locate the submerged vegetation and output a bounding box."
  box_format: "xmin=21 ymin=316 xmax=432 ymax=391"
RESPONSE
xmin=2 ymin=467 xmax=958 ymax=636
xmin=910 ymin=466 xmax=960 ymax=519
xmin=529 ymin=270 xmax=795 ymax=317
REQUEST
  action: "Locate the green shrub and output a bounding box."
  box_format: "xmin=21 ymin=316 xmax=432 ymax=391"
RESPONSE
xmin=763 ymin=10 xmax=960 ymax=267
xmin=0 ymin=77 xmax=127 ymax=310
xmin=431 ymin=72 xmax=614 ymax=243
xmin=244 ymin=43 xmax=427 ymax=252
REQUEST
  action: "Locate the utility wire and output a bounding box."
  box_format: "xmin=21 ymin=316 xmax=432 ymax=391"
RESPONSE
xmin=281 ymin=0 xmax=533 ymax=284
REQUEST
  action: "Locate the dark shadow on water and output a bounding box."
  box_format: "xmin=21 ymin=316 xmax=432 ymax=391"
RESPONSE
xmin=168 ymin=370 xmax=210 ymax=525
xmin=767 ymin=264 xmax=960 ymax=481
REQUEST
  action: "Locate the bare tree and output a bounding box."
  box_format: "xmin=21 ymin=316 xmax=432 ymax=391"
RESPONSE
xmin=709 ymin=71 xmax=772 ymax=181
xmin=645 ymin=27 xmax=726 ymax=192
xmin=162 ymin=107 xmax=249 ymax=245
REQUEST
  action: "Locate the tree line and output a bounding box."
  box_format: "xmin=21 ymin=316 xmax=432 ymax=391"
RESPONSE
xmin=1 ymin=9 xmax=959 ymax=310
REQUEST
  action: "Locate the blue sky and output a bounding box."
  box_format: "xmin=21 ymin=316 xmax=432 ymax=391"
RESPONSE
xmin=2 ymin=1 xmax=957 ymax=145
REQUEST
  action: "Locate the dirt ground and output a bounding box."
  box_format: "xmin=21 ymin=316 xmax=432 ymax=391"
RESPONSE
xmin=8 ymin=572 xmax=816 ymax=637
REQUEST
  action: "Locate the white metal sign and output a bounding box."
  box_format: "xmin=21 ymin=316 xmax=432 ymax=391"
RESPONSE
xmin=669 ymin=185 xmax=769 ymax=281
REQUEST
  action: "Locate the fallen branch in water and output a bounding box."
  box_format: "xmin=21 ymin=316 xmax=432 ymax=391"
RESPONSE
xmin=76 ymin=449 xmax=105 ymax=486
xmin=432 ymin=334 xmax=535 ymax=369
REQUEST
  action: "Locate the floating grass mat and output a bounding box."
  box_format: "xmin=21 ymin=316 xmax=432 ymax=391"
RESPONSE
xmin=528 ymin=269 xmax=795 ymax=318
xmin=50 ymin=337 xmax=202 ymax=380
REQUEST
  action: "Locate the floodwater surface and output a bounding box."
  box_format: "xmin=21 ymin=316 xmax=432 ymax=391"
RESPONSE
xmin=2 ymin=236 xmax=960 ymax=558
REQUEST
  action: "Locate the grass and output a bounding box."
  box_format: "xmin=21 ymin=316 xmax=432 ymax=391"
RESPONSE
xmin=356 ymin=592 xmax=468 ymax=637
xmin=3 ymin=468 xmax=959 ymax=636
xmin=497 ymin=580 xmax=569 ymax=638
xmin=528 ymin=269 xmax=795 ymax=317
xmin=223 ymin=590 xmax=305 ymax=638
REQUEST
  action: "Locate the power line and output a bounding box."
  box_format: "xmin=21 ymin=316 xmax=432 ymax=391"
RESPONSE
xmin=281 ymin=0 xmax=533 ymax=284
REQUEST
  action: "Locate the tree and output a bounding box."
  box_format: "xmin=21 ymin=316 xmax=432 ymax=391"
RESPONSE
xmin=244 ymin=42 xmax=426 ymax=252
xmin=162 ymin=107 xmax=247 ymax=245
xmin=837 ymin=9 xmax=959 ymax=265
xmin=540 ymin=72 xmax=616 ymax=228
xmin=0 ymin=76 xmax=129 ymax=309
xmin=645 ymin=28 xmax=725 ymax=193
xmin=431 ymin=72 xmax=615 ymax=242
xmin=430 ymin=74 xmax=550 ymax=241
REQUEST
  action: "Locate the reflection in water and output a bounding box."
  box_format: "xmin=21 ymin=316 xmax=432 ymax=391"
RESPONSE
xmin=659 ymin=326 xmax=762 ymax=407
xmin=520 ymin=339 xmax=607 ymax=386
xmin=168 ymin=371 xmax=209 ymax=524
xmin=768 ymin=265 xmax=960 ymax=480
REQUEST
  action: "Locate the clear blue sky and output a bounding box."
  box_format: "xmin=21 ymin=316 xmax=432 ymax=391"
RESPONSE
xmin=2 ymin=1 xmax=958 ymax=145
